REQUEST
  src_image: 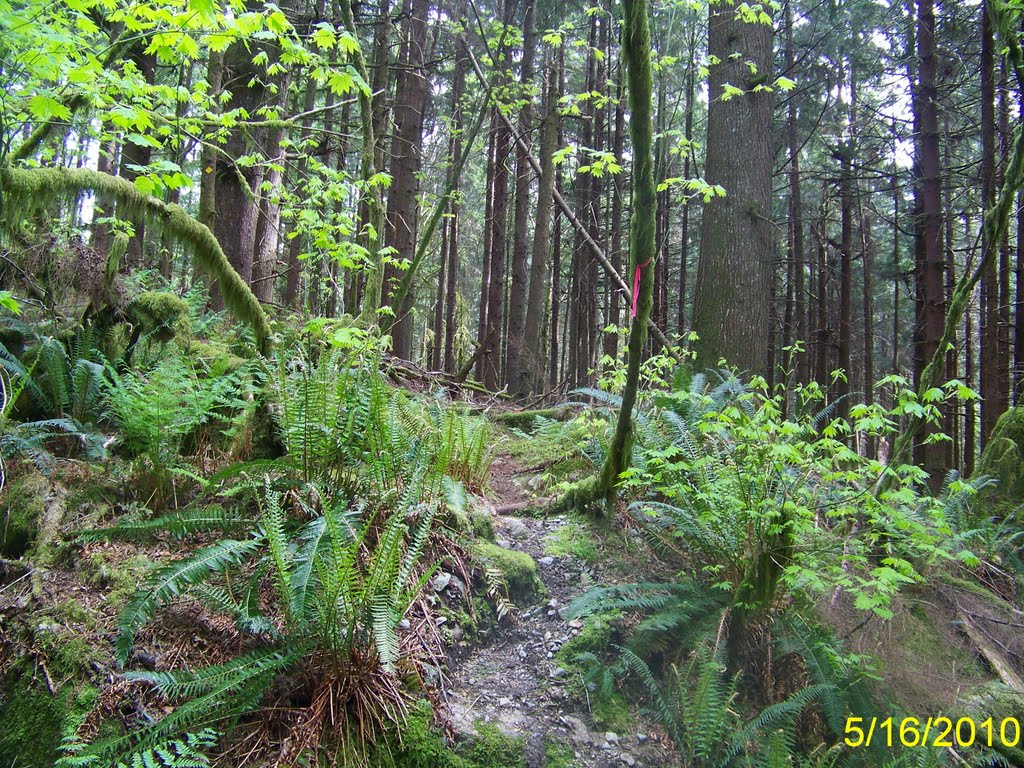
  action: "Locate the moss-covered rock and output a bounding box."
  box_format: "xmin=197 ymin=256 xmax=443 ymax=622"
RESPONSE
xmin=976 ymin=406 xmax=1024 ymax=499
xmin=1 ymin=472 xmax=48 ymax=558
xmin=186 ymin=339 xmax=247 ymax=374
xmin=129 ymin=290 xmax=190 ymax=342
xmin=473 ymin=541 xmax=542 ymax=603
xmin=448 ymin=504 xmax=496 ymax=543
xmin=470 ymin=510 xmax=496 ymax=542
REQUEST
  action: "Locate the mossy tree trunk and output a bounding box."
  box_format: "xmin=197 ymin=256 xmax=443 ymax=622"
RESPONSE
xmin=593 ymin=0 xmax=656 ymax=511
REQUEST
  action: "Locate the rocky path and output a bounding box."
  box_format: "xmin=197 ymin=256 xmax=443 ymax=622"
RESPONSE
xmin=441 ymin=455 xmax=679 ymax=768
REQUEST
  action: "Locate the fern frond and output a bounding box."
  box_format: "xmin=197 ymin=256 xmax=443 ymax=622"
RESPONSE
xmin=115 ymin=535 xmax=264 ymax=664
xmin=79 ymin=506 xmax=251 ymax=542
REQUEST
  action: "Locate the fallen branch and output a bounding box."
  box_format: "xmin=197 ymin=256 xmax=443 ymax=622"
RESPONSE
xmin=492 ymin=498 xmax=551 ymax=516
xmin=959 ymin=610 xmax=1024 ymax=694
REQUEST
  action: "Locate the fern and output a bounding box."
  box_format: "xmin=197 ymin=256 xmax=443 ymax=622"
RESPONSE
xmin=56 ymin=728 xmax=220 ymax=768
xmin=115 ymin=535 xmax=264 ymax=664
xmin=79 ymin=505 xmax=251 ymax=542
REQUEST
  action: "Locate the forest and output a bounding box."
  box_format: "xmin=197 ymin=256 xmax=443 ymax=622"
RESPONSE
xmin=2 ymin=0 xmax=1024 ymax=763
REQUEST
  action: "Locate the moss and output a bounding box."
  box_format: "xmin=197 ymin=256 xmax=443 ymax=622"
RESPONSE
xmin=446 ymin=505 xmax=495 ymax=544
xmin=129 ymin=290 xmax=190 ymax=342
xmin=186 ymin=340 xmax=247 ymax=374
xmin=0 ymin=660 xmax=98 ymax=768
xmin=556 ymin=613 xmax=620 ymax=668
xmin=365 ymin=700 xmax=461 ymax=767
xmin=54 ymin=599 xmax=95 ymax=628
xmin=1 ymin=166 xmax=271 ymax=354
xmin=470 ymin=509 xmax=496 ymax=542
xmin=455 ymin=722 xmax=525 ymax=768
xmin=1 ymin=472 xmax=48 ymax=558
xmin=473 ymin=541 xmax=542 ymax=603
xmin=590 ymin=693 xmax=634 ymax=732
xmin=89 ymin=553 xmax=150 ymax=607
xmin=977 ymin=407 xmax=1024 ymax=499
xmin=544 ymin=520 xmax=599 ymax=564
xmin=544 ymin=738 xmax=575 ymax=768
xmin=365 ymin=701 xmax=526 ymax=768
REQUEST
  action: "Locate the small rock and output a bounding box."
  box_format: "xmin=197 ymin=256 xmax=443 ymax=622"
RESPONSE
xmin=547 ymin=598 xmax=559 ymax=608
xmin=435 ymin=616 xmax=448 ymax=626
xmin=543 ymin=630 xmax=552 ymax=641
xmin=133 ymin=652 xmax=157 ymax=670
xmin=568 ymin=618 xmax=584 ymax=629
xmin=399 ymin=619 xmax=411 ymax=629
xmin=551 ymin=667 xmax=568 ymax=678
xmin=503 ymin=517 xmax=530 ymax=540
xmin=539 ymin=556 xmax=555 ymax=566
xmin=422 ymin=665 xmax=440 ymax=686
xmin=451 ymin=625 xmax=465 ymax=643
xmin=432 ymin=572 xmax=452 ymax=592
xmin=636 ymin=734 xmax=648 ymax=744
xmin=606 ymin=732 xmax=620 ymax=744
xmin=498 ymin=697 xmax=513 ymax=708
xmin=619 ymin=753 xmax=636 ymax=766
xmin=547 ymin=610 xmax=557 ymax=617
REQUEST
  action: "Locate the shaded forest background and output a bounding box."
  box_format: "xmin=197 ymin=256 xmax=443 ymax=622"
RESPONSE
xmin=4 ymin=0 xmax=1024 ymax=478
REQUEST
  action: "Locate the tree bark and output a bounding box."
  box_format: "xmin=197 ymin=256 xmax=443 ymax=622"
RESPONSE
xmin=519 ymin=59 xmax=560 ymax=394
xmin=911 ymin=0 xmax=946 ymax=485
xmin=691 ymin=1 xmax=774 ymax=376
xmin=383 ymin=0 xmax=431 ymax=358
xmin=506 ymin=0 xmax=537 ymax=395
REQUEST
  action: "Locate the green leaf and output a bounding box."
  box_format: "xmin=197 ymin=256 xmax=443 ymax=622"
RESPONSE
xmin=189 ymin=0 xmax=215 ymax=16
xmin=28 ymin=94 xmax=71 ymax=121
xmin=134 ymin=176 xmax=157 ymax=196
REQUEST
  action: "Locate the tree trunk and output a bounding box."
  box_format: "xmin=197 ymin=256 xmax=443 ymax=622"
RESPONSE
xmin=596 ymin=0 xmax=656 ymax=506
xmin=785 ymin=1 xmax=805 ymax=385
xmin=606 ymin=56 xmax=626 ymax=360
xmin=383 ymin=0 xmax=431 ymax=358
xmin=506 ymin=0 xmax=537 ymax=396
xmin=912 ymin=0 xmax=945 ymax=485
xmin=519 ymin=58 xmax=560 ymax=394
xmin=691 ymin=0 xmax=774 ymax=375
xmin=980 ymin=0 xmax=998 ymax=447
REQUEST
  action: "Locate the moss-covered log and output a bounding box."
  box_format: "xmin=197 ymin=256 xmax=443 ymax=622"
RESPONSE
xmin=0 ymin=166 xmax=271 ymax=354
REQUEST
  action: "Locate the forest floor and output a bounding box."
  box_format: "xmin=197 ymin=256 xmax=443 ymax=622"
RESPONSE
xmin=441 ymin=454 xmax=682 ymax=768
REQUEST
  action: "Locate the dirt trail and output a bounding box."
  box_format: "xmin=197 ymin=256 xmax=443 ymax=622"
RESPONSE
xmin=441 ymin=455 xmax=680 ymax=768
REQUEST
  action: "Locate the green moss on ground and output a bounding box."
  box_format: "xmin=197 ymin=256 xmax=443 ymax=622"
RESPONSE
xmin=186 ymin=339 xmax=247 ymax=374
xmin=543 ymin=739 xmax=576 ymax=768
xmin=470 ymin=509 xmax=496 ymax=542
xmin=473 ymin=541 xmax=542 ymax=603
xmin=447 ymin=505 xmax=496 ymax=543
xmin=1 ymin=472 xmax=48 ymax=558
xmin=0 ymin=660 xmax=98 ymax=768
xmin=544 ymin=519 xmax=600 ymax=564
xmin=364 ymin=701 xmax=526 ymax=768
xmin=556 ymin=613 xmax=620 ymax=668
xmin=455 ymin=721 xmax=525 ymax=768
xmin=554 ymin=612 xmax=634 ymax=731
